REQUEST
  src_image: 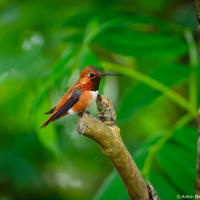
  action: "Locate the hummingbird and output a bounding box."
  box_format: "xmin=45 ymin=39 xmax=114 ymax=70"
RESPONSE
xmin=41 ymin=65 xmax=121 ymax=128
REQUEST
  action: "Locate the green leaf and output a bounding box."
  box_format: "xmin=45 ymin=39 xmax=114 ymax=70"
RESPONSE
xmin=118 ymin=63 xmax=191 ymax=121
xmin=94 ymin=127 xmax=197 ymax=200
xmin=64 ymin=11 xmax=176 ymax=30
xmin=149 ymin=171 xmax=178 ymax=200
xmin=0 ymin=148 xmax=39 ymax=188
xmin=31 ymin=44 xmax=76 ymax=117
xmin=83 ymin=18 xmax=127 ymax=45
xmin=79 ymin=46 xmax=101 ymax=70
xmin=64 ymin=11 xmax=96 ymax=28
xmin=158 ymin=143 xmax=195 ymax=194
xmin=37 ymin=125 xmax=60 ymax=158
xmin=34 ymin=100 xmax=60 ymax=158
xmin=30 ymin=45 xmax=77 ymax=156
xmin=95 ymin=28 xmax=188 ymax=59
xmin=94 ymin=171 xmax=129 ymax=200
xmin=157 ymin=127 xmax=197 ymax=194
xmin=172 ymin=127 xmax=198 ymax=152
xmin=0 ymin=47 xmax=48 ymax=77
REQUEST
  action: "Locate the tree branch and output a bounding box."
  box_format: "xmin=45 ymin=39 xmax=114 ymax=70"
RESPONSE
xmin=196 ymin=109 xmax=200 ymax=194
xmin=196 ymin=0 xmax=200 ymax=35
xmin=77 ymin=94 xmax=157 ymax=200
xmin=195 ymin=0 xmax=200 ymax=195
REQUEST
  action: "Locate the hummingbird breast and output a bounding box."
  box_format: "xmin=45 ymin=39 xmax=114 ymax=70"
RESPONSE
xmin=69 ymin=90 xmax=98 ymax=114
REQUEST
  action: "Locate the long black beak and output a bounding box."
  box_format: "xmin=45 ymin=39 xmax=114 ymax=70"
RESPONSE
xmin=101 ymin=73 xmax=122 ymax=76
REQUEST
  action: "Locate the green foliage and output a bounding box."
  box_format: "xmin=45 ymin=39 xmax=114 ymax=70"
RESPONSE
xmin=115 ymin=63 xmax=194 ymax=121
xmin=95 ymin=127 xmax=197 ymax=200
xmin=95 ymin=28 xmax=188 ymax=59
xmin=0 ymin=0 xmax=199 ymax=199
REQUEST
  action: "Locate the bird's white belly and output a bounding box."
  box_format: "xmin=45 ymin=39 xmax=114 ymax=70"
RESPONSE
xmin=90 ymin=91 xmax=98 ymax=102
xmin=68 ymin=108 xmax=76 ymax=114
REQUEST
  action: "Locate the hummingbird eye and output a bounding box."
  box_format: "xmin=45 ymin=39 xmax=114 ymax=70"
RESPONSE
xmin=89 ymin=73 xmax=95 ymax=77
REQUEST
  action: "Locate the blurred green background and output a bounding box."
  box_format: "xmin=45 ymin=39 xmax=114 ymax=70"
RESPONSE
xmin=0 ymin=0 xmax=199 ymax=199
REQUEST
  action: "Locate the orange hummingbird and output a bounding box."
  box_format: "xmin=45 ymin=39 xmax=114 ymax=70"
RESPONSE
xmin=41 ymin=65 xmax=121 ymax=128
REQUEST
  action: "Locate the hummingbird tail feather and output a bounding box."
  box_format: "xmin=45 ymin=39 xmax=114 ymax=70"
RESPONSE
xmin=40 ymin=118 xmax=52 ymax=128
xmin=44 ymin=107 xmax=56 ymax=115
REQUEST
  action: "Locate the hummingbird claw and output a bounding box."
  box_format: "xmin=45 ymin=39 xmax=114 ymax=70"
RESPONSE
xmin=84 ymin=110 xmax=90 ymax=115
xmin=78 ymin=110 xmax=90 ymax=117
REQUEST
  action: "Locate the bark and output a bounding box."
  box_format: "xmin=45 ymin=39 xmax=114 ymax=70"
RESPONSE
xmin=196 ymin=0 xmax=200 ymax=35
xmin=77 ymin=94 xmax=156 ymax=200
xmin=195 ymin=0 xmax=200 ymax=194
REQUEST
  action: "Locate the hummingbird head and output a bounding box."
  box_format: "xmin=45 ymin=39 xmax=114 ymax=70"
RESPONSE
xmin=79 ymin=65 xmax=121 ymax=91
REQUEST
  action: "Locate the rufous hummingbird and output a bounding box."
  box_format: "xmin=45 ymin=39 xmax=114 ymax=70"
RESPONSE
xmin=41 ymin=65 xmax=121 ymax=128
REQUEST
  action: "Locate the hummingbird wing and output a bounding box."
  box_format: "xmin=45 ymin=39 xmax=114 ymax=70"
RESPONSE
xmin=41 ymin=88 xmax=82 ymax=128
xmin=50 ymin=88 xmax=82 ymax=121
xmin=44 ymin=106 xmax=56 ymax=114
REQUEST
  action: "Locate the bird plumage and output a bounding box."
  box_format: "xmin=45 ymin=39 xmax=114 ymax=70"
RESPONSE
xmin=41 ymin=65 xmax=120 ymax=128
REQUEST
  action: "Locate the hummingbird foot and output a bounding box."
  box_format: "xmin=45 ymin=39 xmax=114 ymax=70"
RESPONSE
xmin=84 ymin=110 xmax=90 ymax=115
xmin=78 ymin=110 xmax=90 ymax=117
